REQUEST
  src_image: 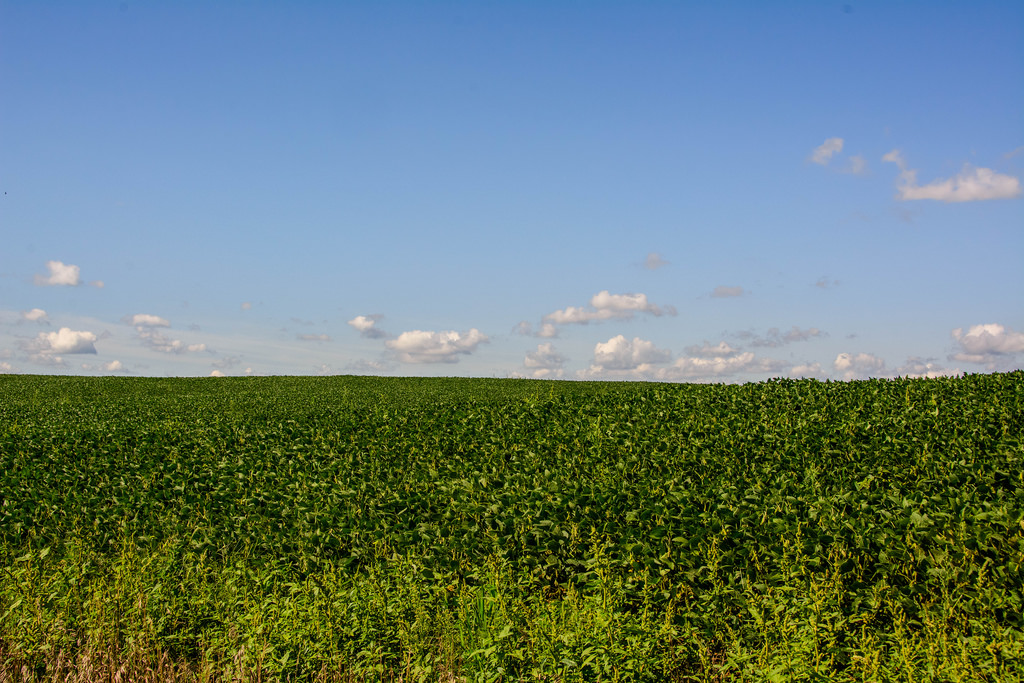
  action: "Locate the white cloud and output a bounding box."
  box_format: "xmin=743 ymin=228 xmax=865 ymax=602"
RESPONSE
xmin=386 ymin=328 xmax=489 ymax=364
xmin=591 ymin=291 xmax=666 ymax=315
xmin=520 ymin=342 xmax=566 ymax=378
xmin=34 ymin=261 xmax=82 ymax=286
xmin=519 ymin=368 xmax=564 ymax=379
xmin=952 ymin=323 xmax=1024 ymax=354
xmin=21 ymin=308 xmax=49 ymax=323
xmin=543 ymin=291 xmax=672 ymax=326
xmin=577 ymin=335 xmax=672 ymax=378
xmin=0 ymin=361 xmax=15 ymax=373
xmin=902 ymin=166 xmax=1020 ymax=202
xmin=524 ymin=342 xmax=566 ymax=370
xmin=788 ymin=362 xmax=825 ymax=378
xmin=126 ymin=313 xmax=171 ymax=327
xmin=297 ymin=334 xmax=331 ymax=342
xmin=655 ymin=351 xmax=785 ymax=381
xmin=536 ymin=323 xmax=558 ymax=338
xmin=29 ymin=327 xmax=98 ymax=355
xmin=348 ymin=314 xmax=388 ymax=339
xmin=810 ymin=137 xmax=844 ymax=165
xmin=104 ymin=360 xmax=124 ymax=373
xmin=950 ymin=323 xmax=1024 ymax=370
xmin=643 ymin=252 xmax=669 ymax=270
xmin=883 ymin=150 xmax=1021 ymax=202
xmin=544 ymin=306 xmax=597 ymax=325
xmin=711 ymin=286 xmax=744 ymax=298
xmin=241 ymin=302 xmax=252 ymax=311
xmin=833 ymin=352 xmax=885 ymax=380
xmin=210 ymin=370 xmax=225 ymax=377
xmin=594 ymin=335 xmax=671 ymax=370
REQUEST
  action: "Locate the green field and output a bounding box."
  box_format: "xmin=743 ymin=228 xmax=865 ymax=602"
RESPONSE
xmin=1 ymin=373 xmax=1022 ymax=681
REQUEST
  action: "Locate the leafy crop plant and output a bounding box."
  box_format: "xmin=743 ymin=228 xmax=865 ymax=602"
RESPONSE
xmin=1 ymin=372 xmax=1022 ymax=681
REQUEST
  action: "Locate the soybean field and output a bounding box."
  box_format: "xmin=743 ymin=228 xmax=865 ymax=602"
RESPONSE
xmin=1 ymin=372 xmax=1022 ymax=681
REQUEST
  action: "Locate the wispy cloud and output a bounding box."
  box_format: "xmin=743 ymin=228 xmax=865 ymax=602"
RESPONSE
xmin=642 ymin=252 xmax=669 ymax=270
xmin=883 ymin=150 xmax=1021 ymax=202
xmin=297 ymin=334 xmax=331 ymax=342
xmin=212 ymin=356 xmax=243 ymax=370
xmin=736 ymin=326 xmax=825 ymax=348
xmin=810 ymin=137 xmax=844 ymax=165
xmin=346 ymin=359 xmax=396 ymax=374
xmin=386 ymin=328 xmax=489 ymax=364
xmin=122 ymin=313 xmax=205 ymax=354
xmin=513 ymin=321 xmax=558 ymax=338
xmin=810 ymin=137 xmax=866 ymax=174
xmin=833 ymin=352 xmax=885 ymax=380
xmin=683 ymin=341 xmax=741 ymax=358
xmin=136 ymin=327 xmax=207 ymax=354
xmin=711 ymin=286 xmax=744 ymax=298
xmin=844 ymin=155 xmax=868 ymax=176
xmin=814 ymin=277 xmax=839 ymax=289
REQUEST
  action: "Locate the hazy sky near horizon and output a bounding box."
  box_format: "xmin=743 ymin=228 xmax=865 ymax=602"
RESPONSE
xmin=2 ymin=0 xmax=1022 ymax=381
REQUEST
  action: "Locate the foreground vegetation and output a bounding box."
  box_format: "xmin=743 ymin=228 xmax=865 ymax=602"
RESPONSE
xmin=1 ymin=372 xmax=1022 ymax=681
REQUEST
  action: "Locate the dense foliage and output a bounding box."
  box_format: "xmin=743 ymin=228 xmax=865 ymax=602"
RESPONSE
xmin=1 ymin=372 xmax=1022 ymax=681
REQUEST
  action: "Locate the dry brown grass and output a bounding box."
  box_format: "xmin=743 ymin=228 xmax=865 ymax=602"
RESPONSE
xmin=0 ymin=641 xmax=468 ymax=683
xmin=1 ymin=642 xmax=198 ymax=683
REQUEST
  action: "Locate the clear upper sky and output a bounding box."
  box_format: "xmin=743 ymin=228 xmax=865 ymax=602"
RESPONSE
xmin=2 ymin=0 xmax=1022 ymax=380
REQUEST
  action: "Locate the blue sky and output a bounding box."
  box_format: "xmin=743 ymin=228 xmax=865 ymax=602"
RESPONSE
xmin=2 ymin=0 xmax=1022 ymax=380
